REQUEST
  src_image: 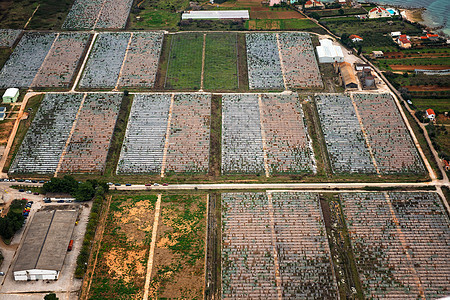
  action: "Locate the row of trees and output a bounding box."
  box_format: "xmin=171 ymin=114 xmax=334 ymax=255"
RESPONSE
xmin=0 ymin=199 xmax=26 ymax=241
xmin=42 ymin=176 xmax=109 ymax=202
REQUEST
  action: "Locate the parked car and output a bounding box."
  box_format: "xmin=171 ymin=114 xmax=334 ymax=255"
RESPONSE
xmin=125 ymin=183 xmax=131 ymax=186
xmin=23 ymin=212 xmax=29 ymax=217
xmin=57 ymin=200 xmax=65 ymax=203
xmin=153 ymin=183 xmax=159 ymax=186
xmin=24 ymin=180 xmax=31 ymax=183
xmin=145 ymin=183 xmax=152 ymax=186
xmin=0 ymin=272 xmax=5 ymax=276
xmin=17 ymin=179 xmax=24 ymax=182
xmin=26 ymin=190 xmax=32 ymax=194
xmin=28 ymin=201 xmax=33 ymax=204
xmin=44 ymin=200 xmax=51 ymax=203
xmin=19 ymin=189 xmax=25 ymax=192
xmin=163 ymin=183 xmax=169 ymax=186
xmin=33 ymin=192 xmax=39 ymax=195
xmin=65 ymin=200 xmax=73 ymax=203
xmin=39 ymin=180 xmax=45 ymax=183
xmin=114 ymin=183 xmax=121 ymax=186
xmin=31 ymin=180 xmax=37 ymax=183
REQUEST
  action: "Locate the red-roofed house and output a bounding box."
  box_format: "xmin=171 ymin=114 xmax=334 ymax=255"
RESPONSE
xmin=426 ymin=109 xmax=436 ymax=120
xmin=368 ymin=7 xmax=391 ymax=18
xmin=349 ymin=35 xmax=363 ymax=42
xmin=304 ymin=0 xmax=324 ymax=9
xmin=398 ymin=34 xmax=412 ymax=48
xmin=426 ymin=33 xmax=439 ymax=40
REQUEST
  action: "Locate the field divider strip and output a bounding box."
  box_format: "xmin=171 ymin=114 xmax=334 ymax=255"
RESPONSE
xmin=114 ymin=32 xmax=134 ymax=91
xmin=383 ymin=192 xmax=425 ymax=299
xmin=30 ymin=32 xmax=60 ymax=88
xmin=54 ymin=93 xmax=87 ymax=177
xmin=93 ymin=0 xmax=107 ymax=30
xmin=71 ymin=32 xmax=98 ymax=92
xmin=257 ymin=94 xmax=270 ymax=177
xmin=349 ymin=93 xmax=381 ymax=175
xmin=23 ymin=4 xmax=40 ymax=29
xmin=266 ymin=192 xmax=283 ymax=300
xmin=160 ymin=94 xmax=175 ymax=177
xmin=200 ymin=33 xmax=206 ymax=91
xmin=143 ymin=194 xmax=162 ymax=300
xmin=276 ymin=33 xmax=288 ymax=91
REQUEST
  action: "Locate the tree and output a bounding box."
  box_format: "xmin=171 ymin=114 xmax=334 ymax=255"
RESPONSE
xmin=338 ymin=8 xmax=344 ymax=15
xmin=310 ymin=12 xmax=321 ymax=20
xmin=44 ymin=293 xmax=58 ymax=300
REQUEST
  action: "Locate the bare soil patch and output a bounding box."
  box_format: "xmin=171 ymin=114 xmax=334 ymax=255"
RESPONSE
xmin=250 ymin=10 xmax=305 ymax=19
xmin=0 ymin=120 xmax=14 ymax=144
xmin=390 ymin=65 xmax=450 ymax=71
xmin=405 ymin=85 xmax=450 ymax=91
xmin=384 ymin=52 xmax=450 ymax=59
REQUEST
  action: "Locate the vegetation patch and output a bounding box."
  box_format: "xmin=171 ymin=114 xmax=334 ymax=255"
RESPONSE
xmin=149 ymin=194 xmax=206 ymax=299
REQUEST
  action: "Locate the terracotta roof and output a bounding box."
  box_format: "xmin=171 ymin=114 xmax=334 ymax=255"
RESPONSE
xmin=427 ymin=33 xmax=439 ymax=37
xmin=369 ymin=7 xmax=387 ymax=13
xmin=426 ymin=109 xmax=435 ymax=116
xmin=349 ymin=34 xmax=363 ymax=40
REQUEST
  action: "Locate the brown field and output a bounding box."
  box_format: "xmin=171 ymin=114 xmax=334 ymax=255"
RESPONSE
xmin=247 ymin=19 xmax=281 ymax=30
xmin=250 ymin=10 xmax=305 ymax=19
xmin=149 ymin=194 xmax=206 ymax=299
xmin=405 ymin=85 xmax=450 ymax=91
xmin=0 ymin=119 xmax=14 ymax=144
xmin=390 ymin=64 xmax=450 ymax=71
xmin=384 ymin=52 xmax=450 ymax=59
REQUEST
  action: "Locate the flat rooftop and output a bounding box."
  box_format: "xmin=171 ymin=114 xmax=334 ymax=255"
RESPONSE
xmin=13 ymin=209 xmax=77 ymax=272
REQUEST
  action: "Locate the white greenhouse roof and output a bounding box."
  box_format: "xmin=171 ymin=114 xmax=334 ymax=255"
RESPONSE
xmin=3 ymin=88 xmax=19 ymax=98
xmin=182 ymin=10 xmax=249 ymax=20
xmin=316 ymin=39 xmax=343 ymax=59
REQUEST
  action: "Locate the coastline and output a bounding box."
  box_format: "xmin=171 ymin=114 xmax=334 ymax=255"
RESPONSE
xmin=400 ymin=8 xmax=425 ymax=24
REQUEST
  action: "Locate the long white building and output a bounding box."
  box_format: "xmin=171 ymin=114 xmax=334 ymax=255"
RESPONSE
xmin=316 ymin=39 xmax=344 ymax=63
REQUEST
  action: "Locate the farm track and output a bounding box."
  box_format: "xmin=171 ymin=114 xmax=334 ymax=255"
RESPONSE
xmin=80 ymin=195 xmax=112 ymax=300
xmin=205 ymin=193 xmax=219 ymax=299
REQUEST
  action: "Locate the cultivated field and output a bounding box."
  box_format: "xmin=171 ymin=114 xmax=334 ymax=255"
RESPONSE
xmin=149 ymin=194 xmax=207 ymax=298
xmin=63 ymin=0 xmax=133 ymax=30
xmin=31 ymin=32 xmax=91 ymax=88
xmin=117 ymin=94 xmax=171 ymax=174
xmin=0 ymin=29 xmax=21 ymax=47
xmin=59 ymin=93 xmax=123 ymax=173
xmin=165 ymin=33 xmax=203 ymax=90
xmin=118 ymin=32 xmax=164 ymax=88
xmin=222 ymin=94 xmax=265 ymax=174
xmin=79 ymin=32 xmax=130 ymax=89
xmin=10 ymin=93 xmax=84 ymax=174
xmin=278 ymin=32 xmax=322 ymax=89
xmin=246 ymin=32 xmax=322 ymax=90
xmin=353 ymin=93 xmax=425 ymax=174
xmin=203 ymin=33 xmax=239 ymax=91
xmin=340 ymin=192 xmax=450 ymax=299
xmin=165 ymin=94 xmax=211 ymax=174
xmin=88 ymin=195 xmax=157 ymax=299
xmin=260 ymin=94 xmax=315 ymax=174
xmin=222 ymin=192 xmax=337 ymax=299
xmin=117 ymin=93 xmax=211 ymax=175
xmin=246 ymin=33 xmax=284 ymax=90
xmin=222 ymin=93 xmax=315 ymax=175
xmin=315 ymin=93 xmax=376 ymax=174
xmin=0 ymin=32 xmax=56 ymax=88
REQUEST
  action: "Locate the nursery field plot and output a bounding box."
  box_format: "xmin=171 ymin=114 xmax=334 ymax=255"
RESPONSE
xmin=340 ymin=192 xmax=450 ymax=299
xmin=88 ymin=195 xmax=157 ymax=299
xmin=149 ymin=194 xmax=206 ymax=299
xmin=0 ymin=29 xmax=21 ymax=47
xmin=165 ymin=33 xmax=203 ymax=90
xmin=246 ymin=33 xmax=284 ymax=90
xmin=260 ymin=94 xmax=315 ymax=174
xmin=278 ymin=32 xmax=322 ymax=89
xmin=9 ymin=93 xmax=83 ymax=174
xmin=221 ymin=94 xmax=265 ymax=174
xmin=222 ymin=192 xmax=337 ymax=299
xmin=63 ymin=0 xmax=133 ymax=30
xmin=31 ymin=32 xmax=91 ymax=88
xmin=59 ymin=93 xmax=123 ymax=173
xmin=0 ymin=32 xmax=56 ymax=88
xmin=353 ymin=93 xmax=425 ymax=174
xmin=118 ymin=32 xmax=164 ymax=88
xmin=315 ymin=94 xmax=376 ymax=174
xmin=79 ymin=32 xmax=130 ymax=89
xmin=164 ymin=94 xmax=211 ymax=174
xmin=203 ymin=33 xmax=239 ymax=91
xmin=117 ymin=94 xmax=171 ymax=174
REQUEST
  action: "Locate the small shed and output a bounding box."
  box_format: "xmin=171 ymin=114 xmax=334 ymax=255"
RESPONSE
xmin=338 ymin=62 xmax=358 ymax=89
xmin=372 ymin=51 xmax=384 ymax=58
xmin=2 ymin=88 xmax=19 ymax=103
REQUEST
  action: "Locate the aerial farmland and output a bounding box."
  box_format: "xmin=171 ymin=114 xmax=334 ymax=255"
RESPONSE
xmin=0 ymin=1 xmax=448 ymax=300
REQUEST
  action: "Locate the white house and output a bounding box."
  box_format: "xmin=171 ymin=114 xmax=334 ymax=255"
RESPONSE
xmin=2 ymin=88 xmax=19 ymax=103
xmin=304 ymin=0 xmax=325 ymax=9
xmin=368 ymin=7 xmax=391 ymax=18
xmin=390 ymin=31 xmax=402 ymax=37
xmin=316 ymin=39 xmax=344 ymax=63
